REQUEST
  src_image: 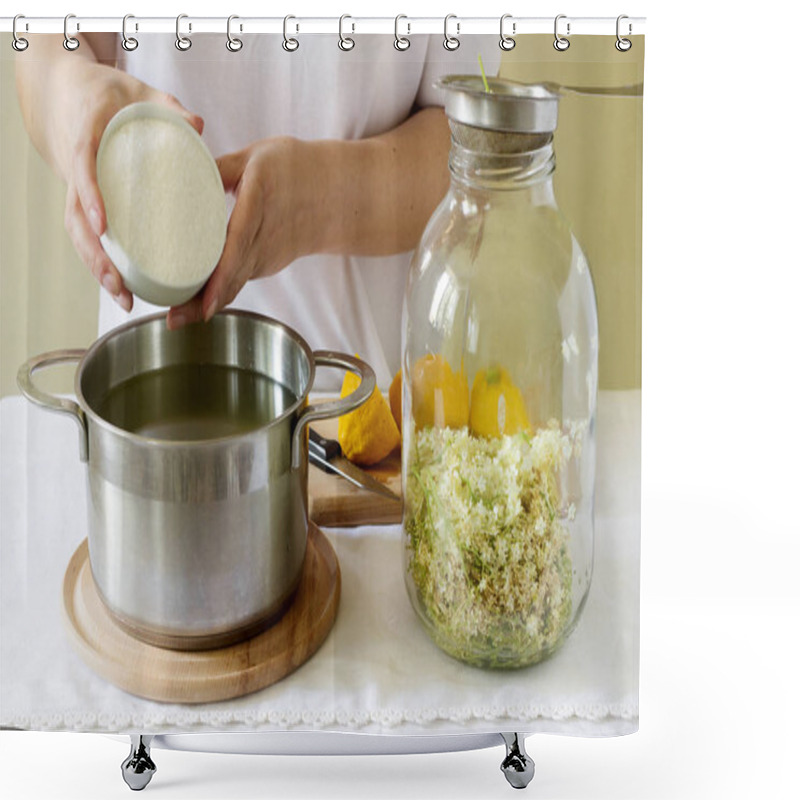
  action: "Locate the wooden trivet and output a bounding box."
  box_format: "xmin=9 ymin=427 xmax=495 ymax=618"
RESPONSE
xmin=61 ymin=522 xmax=340 ymax=704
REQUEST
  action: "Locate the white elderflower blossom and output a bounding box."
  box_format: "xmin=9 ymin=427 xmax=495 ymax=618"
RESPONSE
xmin=405 ymin=423 xmax=575 ymax=668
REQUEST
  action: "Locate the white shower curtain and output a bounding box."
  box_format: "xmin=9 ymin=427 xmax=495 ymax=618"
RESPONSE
xmin=0 ymin=14 xmax=643 ymax=796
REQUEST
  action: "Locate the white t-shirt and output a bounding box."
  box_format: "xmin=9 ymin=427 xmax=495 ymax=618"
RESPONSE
xmin=102 ymin=34 xmax=499 ymax=389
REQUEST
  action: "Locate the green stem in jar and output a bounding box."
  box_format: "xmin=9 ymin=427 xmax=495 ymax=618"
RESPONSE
xmin=478 ymin=55 xmax=492 ymax=93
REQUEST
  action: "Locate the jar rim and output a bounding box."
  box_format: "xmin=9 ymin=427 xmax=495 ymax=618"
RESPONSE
xmin=435 ymin=76 xmax=560 ymax=135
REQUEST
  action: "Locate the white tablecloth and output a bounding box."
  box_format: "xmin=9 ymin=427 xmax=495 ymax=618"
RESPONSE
xmin=0 ymin=391 xmax=639 ymax=737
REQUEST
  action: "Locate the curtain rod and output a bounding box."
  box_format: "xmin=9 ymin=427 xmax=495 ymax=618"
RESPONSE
xmin=2 ymin=16 xmax=646 ymax=37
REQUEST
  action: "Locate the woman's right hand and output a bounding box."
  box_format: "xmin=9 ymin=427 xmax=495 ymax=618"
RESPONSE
xmin=46 ymin=57 xmax=204 ymax=311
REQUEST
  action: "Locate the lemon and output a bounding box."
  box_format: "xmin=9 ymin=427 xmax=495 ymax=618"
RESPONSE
xmin=411 ymin=354 xmax=469 ymax=430
xmin=469 ymin=366 xmax=532 ymax=438
xmin=338 ymin=361 xmax=401 ymax=466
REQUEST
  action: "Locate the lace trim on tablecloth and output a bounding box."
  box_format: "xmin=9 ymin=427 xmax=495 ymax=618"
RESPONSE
xmin=2 ymin=702 xmax=638 ymax=733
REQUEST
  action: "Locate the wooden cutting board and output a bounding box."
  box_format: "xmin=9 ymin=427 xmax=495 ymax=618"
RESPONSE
xmin=308 ymin=415 xmax=402 ymax=528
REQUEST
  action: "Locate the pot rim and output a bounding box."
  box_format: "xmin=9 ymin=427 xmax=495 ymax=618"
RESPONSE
xmin=74 ymin=309 xmax=316 ymax=449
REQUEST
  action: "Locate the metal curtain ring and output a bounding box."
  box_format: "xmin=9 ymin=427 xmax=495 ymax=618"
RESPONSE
xmin=226 ymin=14 xmax=243 ymax=52
xmin=175 ymin=14 xmax=192 ymax=51
xmin=500 ymin=14 xmax=516 ymax=51
xmin=63 ymin=13 xmax=80 ymax=51
xmin=443 ymin=14 xmax=460 ymax=51
xmin=394 ymin=14 xmax=410 ymax=51
xmin=121 ymin=14 xmax=138 ymax=52
xmin=553 ymin=14 xmax=570 ymax=51
xmin=282 ymin=15 xmax=299 ymax=51
xmin=12 ymin=14 xmax=29 ymax=52
xmin=339 ymin=14 xmax=355 ymax=51
xmin=616 ymin=14 xmax=632 ymax=51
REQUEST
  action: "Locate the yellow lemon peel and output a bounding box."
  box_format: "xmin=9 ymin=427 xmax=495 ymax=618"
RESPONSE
xmin=338 ymin=360 xmax=401 ymax=466
xmin=411 ymin=354 xmax=470 ymax=430
xmin=469 ymin=366 xmax=532 ymax=438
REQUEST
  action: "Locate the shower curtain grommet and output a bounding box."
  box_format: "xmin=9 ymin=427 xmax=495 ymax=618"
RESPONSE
xmin=12 ymin=14 xmax=29 ymax=52
xmin=121 ymin=14 xmax=138 ymax=52
xmin=554 ymin=14 xmax=571 ymax=51
xmin=394 ymin=14 xmax=411 ymax=51
xmin=616 ymin=15 xmax=633 ymax=51
xmin=339 ymin=14 xmax=355 ymax=51
xmin=63 ymin=13 xmax=79 ymax=51
xmin=175 ymin=14 xmax=192 ymax=51
xmin=500 ymin=14 xmax=516 ymax=51
xmin=282 ymin=15 xmax=299 ymax=51
xmin=443 ymin=14 xmax=460 ymax=51
xmin=226 ymin=15 xmax=243 ymax=52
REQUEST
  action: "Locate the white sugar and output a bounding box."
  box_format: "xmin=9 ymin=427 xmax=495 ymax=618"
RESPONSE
xmin=97 ymin=116 xmax=226 ymax=287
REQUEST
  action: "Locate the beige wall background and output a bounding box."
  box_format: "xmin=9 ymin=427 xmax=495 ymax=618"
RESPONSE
xmin=1 ymin=34 xmax=642 ymax=397
xmin=500 ymin=36 xmax=644 ymax=390
xmin=1 ymin=34 xmax=100 ymax=397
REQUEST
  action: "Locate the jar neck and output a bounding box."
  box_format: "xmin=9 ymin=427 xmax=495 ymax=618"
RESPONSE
xmin=449 ymin=139 xmax=556 ymax=195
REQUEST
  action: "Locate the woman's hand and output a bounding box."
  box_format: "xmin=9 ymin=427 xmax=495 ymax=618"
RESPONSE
xmin=166 ymin=106 xmax=450 ymax=331
xmin=19 ymin=43 xmax=449 ymax=327
xmin=167 ymin=137 xmax=316 ymax=329
xmin=17 ymin=37 xmax=203 ymax=313
xmin=59 ymin=63 xmax=204 ymax=313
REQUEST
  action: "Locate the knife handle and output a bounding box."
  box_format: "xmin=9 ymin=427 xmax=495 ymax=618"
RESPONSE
xmin=308 ymin=428 xmax=341 ymax=472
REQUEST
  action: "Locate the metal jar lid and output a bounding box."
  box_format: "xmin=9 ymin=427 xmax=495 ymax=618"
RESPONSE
xmin=435 ymin=75 xmax=559 ymax=134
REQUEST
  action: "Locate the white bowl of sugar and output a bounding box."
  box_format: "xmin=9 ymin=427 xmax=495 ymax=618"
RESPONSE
xmin=96 ymin=102 xmax=227 ymax=307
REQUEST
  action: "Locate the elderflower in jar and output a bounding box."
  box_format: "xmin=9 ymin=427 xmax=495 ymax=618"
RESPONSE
xmin=402 ymin=77 xmax=598 ymax=669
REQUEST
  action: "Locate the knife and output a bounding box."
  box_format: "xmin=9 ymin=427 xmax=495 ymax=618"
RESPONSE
xmin=308 ymin=428 xmax=401 ymax=502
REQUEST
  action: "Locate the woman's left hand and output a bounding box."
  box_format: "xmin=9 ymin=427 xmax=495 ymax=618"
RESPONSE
xmin=167 ymin=136 xmax=320 ymax=329
xmin=166 ymin=107 xmax=450 ymax=330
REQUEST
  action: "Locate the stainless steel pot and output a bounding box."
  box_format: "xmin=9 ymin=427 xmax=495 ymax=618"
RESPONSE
xmin=17 ymin=311 xmax=374 ymax=650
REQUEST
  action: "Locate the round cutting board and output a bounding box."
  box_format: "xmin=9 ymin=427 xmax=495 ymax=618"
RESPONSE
xmin=62 ymin=522 xmax=340 ymax=704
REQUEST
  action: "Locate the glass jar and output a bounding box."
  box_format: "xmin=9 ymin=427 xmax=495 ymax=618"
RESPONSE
xmin=402 ymin=77 xmax=598 ymax=669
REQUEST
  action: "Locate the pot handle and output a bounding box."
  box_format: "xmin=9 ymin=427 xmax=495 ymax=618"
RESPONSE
xmin=291 ymin=351 xmax=376 ymax=470
xmin=17 ymin=349 xmax=89 ymax=462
